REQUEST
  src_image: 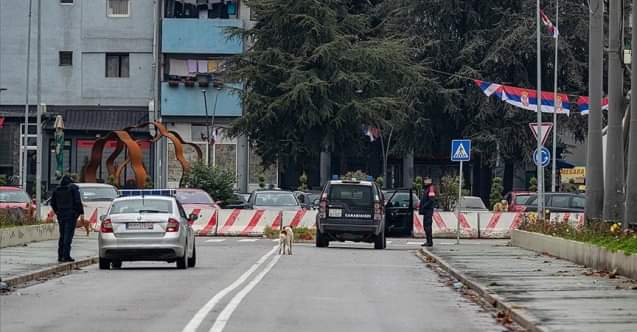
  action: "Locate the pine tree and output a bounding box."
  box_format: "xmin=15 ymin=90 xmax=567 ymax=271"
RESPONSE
xmin=490 ymin=177 xmax=504 ymax=208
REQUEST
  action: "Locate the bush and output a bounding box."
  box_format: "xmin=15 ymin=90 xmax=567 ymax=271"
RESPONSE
xmin=0 ymin=209 xmax=41 ymax=229
xmin=529 ymin=177 xmax=537 ymax=192
xmin=375 ymin=176 xmax=384 ymax=188
xmin=520 ymin=217 xmax=637 ymax=255
xmin=438 ymin=175 xmax=470 ymax=211
xmin=180 ymin=161 xmax=235 ymax=203
xmin=342 ymin=170 xmax=368 ymax=181
xmin=490 ymin=177 xmax=504 ymax=208
xmin=413 ymin=176 xmax=423 ymax=197
xmin=258 ymin=174 xmax=267 ymax=189
xmin=298 ymin=172 xmax=309 ymax=191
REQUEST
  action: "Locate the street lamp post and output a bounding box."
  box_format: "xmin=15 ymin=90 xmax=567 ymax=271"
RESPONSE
xmin=202 ymin=85 xmax=222 ymax=166
xmin=202 ymin=90 xmax=211 ymax=165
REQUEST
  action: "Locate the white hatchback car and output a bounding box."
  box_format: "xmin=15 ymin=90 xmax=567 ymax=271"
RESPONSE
xmin=98 ymin=195 xmax=197 ymax=270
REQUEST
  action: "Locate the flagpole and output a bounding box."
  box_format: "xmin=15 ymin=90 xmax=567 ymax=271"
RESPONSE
xmin=551 ymin=0 xmax=559 ymax=193
xmin=536 ymin=0 xmax=544 ymax=221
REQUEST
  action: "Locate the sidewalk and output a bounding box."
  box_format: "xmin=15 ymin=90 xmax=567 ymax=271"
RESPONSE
xmin=1 ymin=234 xmax=97 ymax=282
xmin=421 ymin=240 xmax=637 ymax=332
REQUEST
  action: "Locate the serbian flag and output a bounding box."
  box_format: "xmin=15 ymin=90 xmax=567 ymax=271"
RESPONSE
xmin=577 ymin=96 xmax=609 ymax=115
xmin=362 ymin=126 xmax=380 ymax=142
xmin=501 ymin=86 xmax=570 ymax=114
xmin=540 ymin=10 xmax=559 ymax=38
xmin=474 ymin=80 xmax=503 ymax=98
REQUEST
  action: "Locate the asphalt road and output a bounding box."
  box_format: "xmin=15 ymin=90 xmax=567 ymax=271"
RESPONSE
xmin=1 ymin=238 xmax=505 ymax=332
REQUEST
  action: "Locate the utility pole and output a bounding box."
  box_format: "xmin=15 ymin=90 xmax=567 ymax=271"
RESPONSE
xmin=35 ymin=0 xmax=42 ymax=219
xmin=626 ymin=0 xmax=637 ymax=228
xmin=586 ymin=0 xmax=605 ymax=221
xmin=551 ymin=0 xmax=559 ymax=193
xmin=604 ymin=0 xmax=625 ymax=222
xmin=535 ymin=0 xmax=544 ymax=221
xmin=23 ymin=0 xmax=33 ymax=190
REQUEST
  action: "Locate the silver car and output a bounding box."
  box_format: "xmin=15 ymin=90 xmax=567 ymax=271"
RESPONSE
xmin=98 ymin=195 xmax=197 ymax=270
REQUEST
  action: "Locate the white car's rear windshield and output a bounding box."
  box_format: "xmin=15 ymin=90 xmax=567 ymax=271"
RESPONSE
xmin=110 ymin=199 xmax=173 ymax=214
xmin=254 ymin=192 xmax=298 ymax=206
xmin=79 ymin=187 xmax=118 ymax=202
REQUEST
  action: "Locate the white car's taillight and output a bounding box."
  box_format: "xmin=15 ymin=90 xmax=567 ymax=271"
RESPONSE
xmin=373 ymin=201 xmax=382 ymax=221
xmin=101 ymin=219 xmax=113 ymax=233
xmin=166 ymin=218 xmax=180 ymax=232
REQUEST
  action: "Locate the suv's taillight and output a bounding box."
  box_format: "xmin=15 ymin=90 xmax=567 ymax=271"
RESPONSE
xmin=166 ymin=218 xmax=180 ymax=232
xmin=373 ymin=201 xmax=382 ymax=221
xmin=319 ymin=199 xmax=327 ymax=219
xmin=101 ymin=219 xmax=113 ymax=233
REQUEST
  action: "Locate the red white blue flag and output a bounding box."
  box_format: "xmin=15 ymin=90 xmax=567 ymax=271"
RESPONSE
xmin=500 ymin=86 xmax=570 ymax=114
xmin=540 ymin=10 xmax=559 ymax=38
xmin=576 ymin=96 xmax=609 ymax=115
xmin=474 ymin=80 xmax=503 ymax=98
xmin=362 ymin=126 xmax=380 ymax=142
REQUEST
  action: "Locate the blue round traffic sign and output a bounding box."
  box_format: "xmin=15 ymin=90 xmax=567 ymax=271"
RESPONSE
xmin=533 ymin=147 xmax=550 ymax=167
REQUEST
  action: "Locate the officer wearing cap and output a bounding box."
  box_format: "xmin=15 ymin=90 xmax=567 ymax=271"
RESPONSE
xmin=419 ymin=177 xmax=436 ymax=247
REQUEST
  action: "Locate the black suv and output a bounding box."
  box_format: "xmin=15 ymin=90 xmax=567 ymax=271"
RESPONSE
xmin=315 ymin=180 xmax=386 ymax=249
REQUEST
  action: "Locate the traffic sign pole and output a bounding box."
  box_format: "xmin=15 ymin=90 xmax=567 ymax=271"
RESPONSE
xmin=457 ymin=161 xmax=462 ymax=245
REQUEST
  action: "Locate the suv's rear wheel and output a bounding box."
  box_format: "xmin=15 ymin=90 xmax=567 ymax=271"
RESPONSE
xmin=316 ymin=230 xmax=329 ymax=248
xmin=374 ymin=231 xmax=386 ymax=249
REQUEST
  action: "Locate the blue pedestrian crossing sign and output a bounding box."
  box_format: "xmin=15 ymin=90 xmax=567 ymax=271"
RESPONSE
xmin=533 ymin=147 xmax=551 ymax=167
xmin=451 ymin=139 xmax=471 ymax=162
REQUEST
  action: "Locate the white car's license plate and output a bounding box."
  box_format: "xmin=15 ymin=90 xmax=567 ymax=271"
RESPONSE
xmin=328 ymin=208 xmax=342 ymax=218
xmin=127 ymin=222 xmax=153 ymax=230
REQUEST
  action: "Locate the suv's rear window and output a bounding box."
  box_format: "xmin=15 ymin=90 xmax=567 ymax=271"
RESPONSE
xmin=328 ymin=185 xmax=372 ymax=207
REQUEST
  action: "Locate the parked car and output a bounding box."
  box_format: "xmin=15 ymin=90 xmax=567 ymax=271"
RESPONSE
xmin=43 ymin=183 xmax=117 ymax=224
xmin=294 ymin=191 xmax=321 ymax=209
xmin=457 ymin=196 xmax=488 ymax=212
xmin=504 ymin=191 xmax=534 ymax=212
xmin=383 ymin=189 xmax=418 ymax=236
xmin=98 ymin=194 xmax=197 ymax=270
xmin=0 ymin=186 xmax=35 ymax=218
xmin=307 ymin=193 xmax=321 ymax=209
xmin=315 ymin=179 xmax=386 ymax=249
xmin=521 ymin=193 xmax=585 ymax=213
xmin=220 ymin=193 xmax=249 ymax=209
xmin=246 ymin=190 xmax=301 ymax=211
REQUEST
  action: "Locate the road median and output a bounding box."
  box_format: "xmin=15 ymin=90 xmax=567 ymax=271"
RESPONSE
xmin=2 ymin=256 xmax=98 ymax=289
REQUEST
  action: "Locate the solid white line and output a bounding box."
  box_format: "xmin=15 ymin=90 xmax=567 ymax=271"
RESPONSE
xmin=209 ymin=254 xmax=281 ymax=332
xmin=205 ymin=239 xmax=226 ymax=243
xmin=238 ymin=239 xmax=258 ymax=242
xmin=182 ymin=246 xmax=278 ymax=332
xmin=406 ymin=241 xmax=422 ymax=245
xmin=386 ymin=240 xmax=393 ymax=244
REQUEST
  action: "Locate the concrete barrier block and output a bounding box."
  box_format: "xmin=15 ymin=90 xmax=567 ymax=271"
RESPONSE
xmin=0 ymin=224 xmax=59 ymax=248
xmin=512 ymin=230 xmax=637 ymax=280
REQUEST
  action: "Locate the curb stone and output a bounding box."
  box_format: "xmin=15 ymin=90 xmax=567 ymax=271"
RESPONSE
xmin=416 ymin=248 xmax=548 ymax=332
xmin=2 ymin=256 xmax=98 ymax=289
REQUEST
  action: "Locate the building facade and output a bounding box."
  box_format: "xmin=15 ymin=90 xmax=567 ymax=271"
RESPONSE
xmin=159 ymin=0 xmax=274 ymax=192
xmin=0 ymin=0 xmax=155 ymax=194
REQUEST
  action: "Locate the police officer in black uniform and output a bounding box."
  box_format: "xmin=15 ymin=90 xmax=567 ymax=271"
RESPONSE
xmin=51 ymin=175 xmax=84 ymax=262
xmin=419 ymin=177 xmax=435 ymax=247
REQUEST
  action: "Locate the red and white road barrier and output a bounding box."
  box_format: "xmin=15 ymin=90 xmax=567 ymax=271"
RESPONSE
xmin=42 ymin=203 xmax=110 ymax=231
xmin=214 ymin=209 xmax=283 ymax=236
xmin=413 ymin=212 xmax=527 ymax=239
xmin=281 ymin=209 xmax=317 ymax=229
xmin=413 ymin=212 xmax=478 ymax=238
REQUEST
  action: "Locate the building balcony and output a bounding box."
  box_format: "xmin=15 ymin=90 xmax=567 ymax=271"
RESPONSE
xmin=160 ymin=82 xmax=242 ymax=117
xmin=162 ymin=18 xmax=244 ymax=55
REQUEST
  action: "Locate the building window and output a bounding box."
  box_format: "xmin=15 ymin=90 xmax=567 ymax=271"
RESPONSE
xmin=106 ymin=53 xmax=129 ymax=78
xmin=60 ymin=0 xmax=74 ymax=4
xmin=59 ymin=51 xmax=72 ymax=66
xmin=107 ymin=0 xmax=129 ymax=17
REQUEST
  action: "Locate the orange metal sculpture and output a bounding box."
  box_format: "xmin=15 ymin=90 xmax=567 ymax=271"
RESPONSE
xmin=83 ymin=121 xmax=202 ymax=188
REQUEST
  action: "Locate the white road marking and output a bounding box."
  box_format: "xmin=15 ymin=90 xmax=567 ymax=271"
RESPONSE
xmin=386 ymin=241 xmax=393 ymax=244
xmin=238 ymin=239 xmax=258 ymax=242
xmin=182 ymin=246 xmax=278 ymax=332
xmin=209 ymin=254 xmax=281 ymax=332
xmin=205 ymin=239 xmax=226 ymax=243
xmin=272 ymin=239 xmax=280 ymax=242
xmin=406 ymin=242 xmax=423 ymax=245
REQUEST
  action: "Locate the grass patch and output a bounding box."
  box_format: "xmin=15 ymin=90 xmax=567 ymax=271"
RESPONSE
xmin=520 ymin=214 xmax=637 ymax=255
xmin=263 ymin=225 xmax=315 ymax=241
xmin=0 ymin=209 xmax=43 ymax=229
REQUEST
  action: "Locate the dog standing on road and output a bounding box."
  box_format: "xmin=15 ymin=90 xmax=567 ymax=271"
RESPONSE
xmin=278 ymin=226 xmax=294 ymax=255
